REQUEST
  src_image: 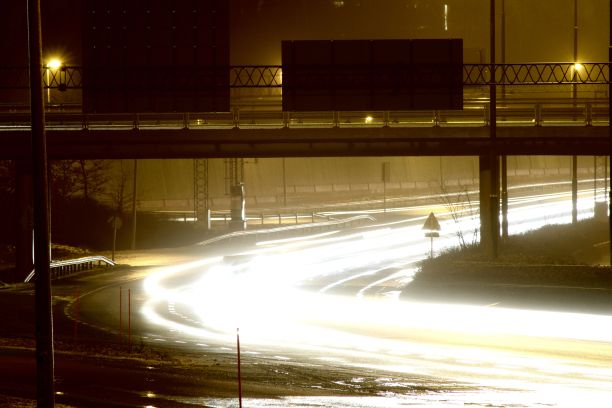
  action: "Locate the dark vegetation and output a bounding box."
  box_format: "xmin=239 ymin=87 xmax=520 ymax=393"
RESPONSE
xmin=421 ymin=216 xmax=609 ymax=268
xmin=407 ymin=217 xmax=612 ymax=313
xmin=0 ymin=160 xmax=205 ymax=271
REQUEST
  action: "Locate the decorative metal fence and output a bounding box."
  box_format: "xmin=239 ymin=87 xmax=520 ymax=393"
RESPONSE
xmin=0 ymin=63 xmax=609 ymax=90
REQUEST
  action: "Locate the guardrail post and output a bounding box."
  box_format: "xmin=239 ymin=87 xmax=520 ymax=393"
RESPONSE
xmin=535 ymin=104 xmax=542 ymax=126
xmin=183 ymin=112 xmax=189 ymax=129
xmin=433 ymin=110 xmax=440 ymax=126
xmin=233 ymin=107 xmax=239 ymax=128
xmin=586 ymin=102 xmax=593 ymax=126
xmin=133 ymin=113 xmax=139 ymax=130
xmin=261 ymin=214 xmax=264 ymax=225
xmin=119 ymin=286 xmax=122 ymax=345
xmin=128 ymin=288 xmax=131 ymax=352
xmin=283 ymin=111 xmax=289 ymax=128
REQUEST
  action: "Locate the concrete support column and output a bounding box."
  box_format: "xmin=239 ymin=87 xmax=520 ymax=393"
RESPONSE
xmin=501 ymin=155 xmax=508 ymax=238
xmin=15 ymin=160 xmax=34 ymax=283
xmin=480 ymin=155 xmax=500 ymax=253
xmin=479 ymin=155 xmax=492 ymax=248
xmin=572 ymin=155 xmax=578 ymax=224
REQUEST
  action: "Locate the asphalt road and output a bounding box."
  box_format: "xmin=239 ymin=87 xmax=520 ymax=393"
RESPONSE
xmin=2 ymin=185 xmax=612 ymax=407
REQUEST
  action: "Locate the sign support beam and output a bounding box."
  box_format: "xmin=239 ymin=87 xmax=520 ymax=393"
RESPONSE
xmin=489 ymin=0 xmax=500 ymax=257
xmin=609 ymin=0 xmax=612 ymax=265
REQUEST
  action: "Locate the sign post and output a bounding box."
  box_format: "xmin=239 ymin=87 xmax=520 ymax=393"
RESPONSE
xmin=382 ymin=162 xmax=390 ymax=214
xmin=422 ymin=212 xmax=441 ymax=258
xmin=108 ymin=216 xmax=122 ymax=262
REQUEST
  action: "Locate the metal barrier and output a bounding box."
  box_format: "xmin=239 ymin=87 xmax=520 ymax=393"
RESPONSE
xmin=0 ymin=99 xmax=608 ymax=130
xmin=0 ymin=63 xmax=609 ymax=90
xmin=196 ymin=214 xmax=376 ymax=247
xmin=24 ymin=256 xmax=116 ymax=283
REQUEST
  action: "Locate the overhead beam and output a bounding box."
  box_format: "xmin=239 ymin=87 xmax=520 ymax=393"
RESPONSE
xmin=0 ymin=126 xmax=608 ymax=160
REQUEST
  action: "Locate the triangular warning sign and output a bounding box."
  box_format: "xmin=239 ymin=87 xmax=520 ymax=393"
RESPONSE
xmin=422 ymin=212 xmax=441 ymax=231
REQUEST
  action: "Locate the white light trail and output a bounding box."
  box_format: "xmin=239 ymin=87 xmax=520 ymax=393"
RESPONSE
xmin=141 ymin=186 xmax=612 ymax=404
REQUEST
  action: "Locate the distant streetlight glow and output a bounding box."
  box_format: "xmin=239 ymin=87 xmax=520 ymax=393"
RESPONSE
xmin=365 ymin=116 xmax=373 ymax=124
xmin=44 ymin=58 xmax=63 ymax=106
xmin=46 ymin=58 xmax=63 ymax=70
xmin=444 ymin=4 xmax=449 ymax=31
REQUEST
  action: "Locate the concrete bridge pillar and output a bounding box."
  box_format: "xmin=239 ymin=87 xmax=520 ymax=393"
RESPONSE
xmin=480 ymin=155 xmax=500 ymax=255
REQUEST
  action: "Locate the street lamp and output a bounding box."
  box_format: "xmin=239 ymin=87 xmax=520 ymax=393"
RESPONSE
xmin=45 ymin=57 xmax=63 ymax=107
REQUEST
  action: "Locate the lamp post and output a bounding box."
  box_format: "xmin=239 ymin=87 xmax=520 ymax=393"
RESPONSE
xmin=45 ymin=58 xmax=62 ymax=107
xmin=571 ymin=0 xmax=579 ymax=224
xmin=28 ymin=0 xmax=55 ymax=404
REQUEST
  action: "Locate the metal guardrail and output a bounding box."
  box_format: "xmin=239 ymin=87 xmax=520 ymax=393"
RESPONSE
xmin=24 ymin=256 xmax=116 ymax=283
xmin=0 ymin=99 xmax=607 ymax=130
xmin=0 ymin=63 xmax=609 ymax=90
xmin=196 ymin=214 xmax=376 ymax=247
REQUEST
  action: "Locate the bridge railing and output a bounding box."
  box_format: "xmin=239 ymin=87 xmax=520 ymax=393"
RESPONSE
xmin=0 ymin=63 xmax=609 ymax=90
xmin=0 ymin=98 xmax=607 ymax=130
xmin=23 ymin=255 xmax=116 ymax=283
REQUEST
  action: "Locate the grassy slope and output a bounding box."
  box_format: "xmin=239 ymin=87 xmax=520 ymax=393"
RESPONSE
xmin=405 ymin=218 xmax=612 ymax=311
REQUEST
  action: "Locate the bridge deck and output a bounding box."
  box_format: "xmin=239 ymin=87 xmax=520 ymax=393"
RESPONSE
xmin=0 ymin=126 xmax=607 ymax=159
xmin=0 ymin=98 xmax=609 ymax=159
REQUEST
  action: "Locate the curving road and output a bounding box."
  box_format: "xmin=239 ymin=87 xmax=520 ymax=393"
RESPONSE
xmin=69 ymin=184 xmax=612 ymax=407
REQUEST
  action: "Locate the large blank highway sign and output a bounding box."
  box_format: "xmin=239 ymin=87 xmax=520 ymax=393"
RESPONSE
xmin=282 ymin=39 xmax=463 ymax=112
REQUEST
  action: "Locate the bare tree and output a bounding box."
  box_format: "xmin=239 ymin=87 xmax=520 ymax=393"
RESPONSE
xmin=439 ymin=183 xmax=480 ymax=249
xmin=50 ymin=160 xmax=111 ymax=203
xmin=107 ymin=160 xmax=131 ymax=216
xmin=77 ymin=160 xmax=111 ymax=202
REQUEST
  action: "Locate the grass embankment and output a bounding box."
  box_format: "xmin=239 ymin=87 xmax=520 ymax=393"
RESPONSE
xmin=404 ymin=218 xmax=612 ymax=312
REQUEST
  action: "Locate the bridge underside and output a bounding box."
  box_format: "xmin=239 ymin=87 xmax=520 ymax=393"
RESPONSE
xmin=1 ymin=126 xmax=608 ymax=160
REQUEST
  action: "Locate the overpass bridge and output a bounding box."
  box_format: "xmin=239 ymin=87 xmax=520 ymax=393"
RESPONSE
xmin=2 ymin=63 xmax=610 ymax=282
xmin=0 ymin=63 xmax=610 ymax=159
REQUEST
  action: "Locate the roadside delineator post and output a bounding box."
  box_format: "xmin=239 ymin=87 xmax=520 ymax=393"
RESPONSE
xmin=73 ymin=287 xmax=80 ymax=342
xmin=237 ymin=328 xmax=243 ymax=408
xmin=422 ymin=212 xmax=441 ymax=258
xmin=128 ymin=288 xmax=132 ymax=351
xmin=119 ymin=286 xmax=122 ymax=344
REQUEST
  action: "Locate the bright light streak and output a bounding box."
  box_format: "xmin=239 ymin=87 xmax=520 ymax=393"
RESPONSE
xmin=141 ymin=186 xmax=612 ymax=400
xmin=255 ymin=230 xmax=339 ymax=247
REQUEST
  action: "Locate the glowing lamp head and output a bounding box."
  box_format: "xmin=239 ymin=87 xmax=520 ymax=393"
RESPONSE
xmin=47 ymin=58 xmax=63 ymax=70
xmin=365 ymin=116 xmax=373 ymax=124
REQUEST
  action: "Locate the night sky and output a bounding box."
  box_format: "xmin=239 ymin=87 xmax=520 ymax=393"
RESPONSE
xmin=1 ymin=0 xmax=609 ymax=68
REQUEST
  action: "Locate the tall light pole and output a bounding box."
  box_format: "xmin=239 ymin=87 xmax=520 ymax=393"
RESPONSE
xmin=572 ymin=0 xmax=579 ymax=224
xmin=490 ymin=0 xmax=499 ymax=257
xmin=608 ymin=0 xmax=612 ymax=265
xmin=27 ymin=0 xmax=55 ymax=405
xmin=500 ymin=0 xmax=509 ymax=239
